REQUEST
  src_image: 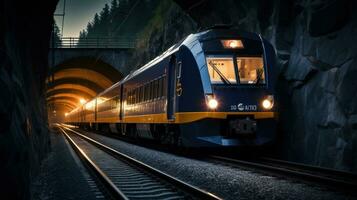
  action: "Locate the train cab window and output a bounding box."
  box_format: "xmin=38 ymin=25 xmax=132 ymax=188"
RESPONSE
xmin=236 ymin=57 xmax=265 ymax=84
xmin=206 ymin=56 xmax=237 ymax=84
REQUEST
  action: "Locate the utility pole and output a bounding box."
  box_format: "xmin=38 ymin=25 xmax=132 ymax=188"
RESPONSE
xmin=54 ymin=0 xmax=66 ymax=37
xmin=50 ymin=0 xmax=66 ymax=114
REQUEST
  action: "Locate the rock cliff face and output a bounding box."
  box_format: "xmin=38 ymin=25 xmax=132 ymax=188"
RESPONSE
xmin=0 ymin=0 xmax=58 ymax=198
xmin=128 ymin=1 xmax=197 ymax=70
xmin=137 ymin=0 xmax=357 ymax=172
xmin=176 ymin=0 xmax=357 ymax=172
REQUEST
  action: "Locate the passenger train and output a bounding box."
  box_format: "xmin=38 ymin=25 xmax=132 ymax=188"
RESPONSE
xmin=66 ymin=28 xmax=277 ymax=148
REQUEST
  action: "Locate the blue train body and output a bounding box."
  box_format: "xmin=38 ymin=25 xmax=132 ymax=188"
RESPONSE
xmin=66 ymin=28 xmax=278 ymax=148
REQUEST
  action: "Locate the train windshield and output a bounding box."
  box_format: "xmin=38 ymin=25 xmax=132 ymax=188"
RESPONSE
xmin=236 ymin=56 xmax=265 ymax=84
xmin=206 ymin=56 xmax=237 ymax=84
xmin=206 ymin=55 xmax=266 ymax=85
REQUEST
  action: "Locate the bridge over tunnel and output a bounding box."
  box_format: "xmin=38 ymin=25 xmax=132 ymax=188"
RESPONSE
xmin=46 ymin=57 xmax=123 ymax=123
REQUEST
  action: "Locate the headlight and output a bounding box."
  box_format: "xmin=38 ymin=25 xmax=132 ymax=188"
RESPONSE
xmin=262 ymin=95 xmax=274 ymax=110
xmin=206 ymin=95 xmax=218 ymax=109
xmin=221 ymin=40 xmax=244 ymax=49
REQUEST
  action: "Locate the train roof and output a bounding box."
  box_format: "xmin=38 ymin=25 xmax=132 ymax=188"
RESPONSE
xmin=114 ymin=29 xmax=261 ymax=85
xmin=68 ymin=29 xmax=264 ymax=113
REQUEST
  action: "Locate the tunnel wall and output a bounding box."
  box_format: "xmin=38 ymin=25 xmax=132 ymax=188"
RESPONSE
xmin=132 ymin=0 xmax=357 ymax=172
xmin=172 ymin=0 xmax=357 ymax=172
xmin=0 ymin=0 xmax=58 ymax=198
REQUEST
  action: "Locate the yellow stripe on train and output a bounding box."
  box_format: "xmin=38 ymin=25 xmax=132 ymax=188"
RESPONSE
xmin=95 ymin=112 xmax=276 ymax=124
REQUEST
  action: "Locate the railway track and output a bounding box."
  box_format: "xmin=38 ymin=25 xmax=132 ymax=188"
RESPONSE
xmin=208 ymin=155 xmax=357 ymax=192
xmin=57 ymin=125 xmax=220 ymax=200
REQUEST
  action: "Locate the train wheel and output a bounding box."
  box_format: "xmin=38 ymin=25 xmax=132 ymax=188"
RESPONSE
xmin=101 ymin=124 xmax=111 ymax=133
xmin=161 ymin=125 xmax=180 ymax=147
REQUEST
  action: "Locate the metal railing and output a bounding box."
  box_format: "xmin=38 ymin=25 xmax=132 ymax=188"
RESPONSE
xmin=51 ymin=37 xmax=137 ymax=49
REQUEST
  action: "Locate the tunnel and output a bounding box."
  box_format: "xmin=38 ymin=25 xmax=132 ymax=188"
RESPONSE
xmin=46 ymin=57 xmax=123 ymax=123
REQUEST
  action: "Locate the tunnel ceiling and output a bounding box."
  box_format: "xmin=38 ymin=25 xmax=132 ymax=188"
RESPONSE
xmin=46 ymin=57 xmax=123 ymax=115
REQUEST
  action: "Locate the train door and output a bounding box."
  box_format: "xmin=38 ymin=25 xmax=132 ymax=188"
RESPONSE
xmin=167 ymin=56 xmax=177 ymax=121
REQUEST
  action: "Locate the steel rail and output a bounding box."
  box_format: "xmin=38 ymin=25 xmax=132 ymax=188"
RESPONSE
xmin=209 ymin=155 xmax=357 ymax=191
xmin=259 ymin=157 xmax=357 ymax=180
xmin=61 ymin=125 xmax=221 ymax=200
xmin=58 ymin=127 xmax=128 ymax=200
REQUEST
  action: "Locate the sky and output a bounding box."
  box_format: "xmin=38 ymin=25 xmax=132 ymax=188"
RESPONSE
xmin=54 ymin=0 xmax=112 ymax=37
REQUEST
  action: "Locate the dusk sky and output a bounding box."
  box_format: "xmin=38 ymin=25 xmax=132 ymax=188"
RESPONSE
xmin=54 ymin=0 xmax=112 ymax=37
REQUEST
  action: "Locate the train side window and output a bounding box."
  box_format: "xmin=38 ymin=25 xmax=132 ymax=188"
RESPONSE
xmin=126 ymin=92 xmax=128 ymax=105
xmin=144 ymin=84 xmax=148 ymax=101
xmin=176 ymin=62 xmax=182 ymax=78
xmin=130 ymin=90 xmax=133 ymax=105
xmin=137 ymin=87 xmax=140 ymax=103
xmin=155 ymin=79 xmax=160 ymax=99
xmin=148 ymin=82 xmax=152 ymax=101
xmin=133 ymin=89 xmax=135 ymax=104
xmin=127 ymin=91 xmax=130 ymax=105
xmin=158 ymin=78 xmax=161 ymax=98
xmin=112 ymin=96 xmax=118 ymax=108
xmin=131 ymin=90 xmax=133 ymax=105
xmin=161 ymin=78 xmax=164 ymax=98
xmin=162 ymin=76 xmax=167 ymax=97
xmin=151 ymin=81 xmax=155 ymax=100
xmin=152 ymin=80 xmax=157 ymax=99
xmin=140 ymin=85 xmax=145 ymax=102
xmin=141 ymin=86 xmax=144 ymax=103
xmin=146 ymin=84 xmax=150 ymax=101
xmin=137 ymin=88 xmax=140 ymax=104
xmin=138 ymin=86 xmax=143 ymax=103
xmin=141 ymin=85 xmax=145 ymax=102
xmin=158 ymin=77 xmax=163 ymax=98
xmin=130 ymin=90 xmax=132 ymax=105
xmin=129 ymin=90 xmax=133 ymax=105
xmin=135 ymin=88 xmax=138 ymax=104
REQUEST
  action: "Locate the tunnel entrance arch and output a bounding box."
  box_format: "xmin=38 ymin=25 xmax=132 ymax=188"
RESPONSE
xmin=46 ymin=57 xmax=124 ymax=123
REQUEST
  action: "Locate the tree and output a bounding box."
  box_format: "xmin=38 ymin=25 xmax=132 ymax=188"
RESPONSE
xmin=110 ymin=0 xmax=118 ymax=13
xmin=100 ymin=4 xmax=110 ymax=26
xmin=51 ymin=22 xmax=62 ymax=47
xmin=86 ymin=22 xmax=93 ymax=37
xmin=93 ymin=13 xmax=100 ymax=27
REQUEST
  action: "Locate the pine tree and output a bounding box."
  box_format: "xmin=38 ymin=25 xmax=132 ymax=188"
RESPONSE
xmin=110 ymin=0 xmax=118 ymax=14
xmin=52 ymin=22 xmax=62 ymax=47
xmin=99 ymin=4 xmax=110 ymax=36
xmin=86 ymin=22 xmax=93 ymax=37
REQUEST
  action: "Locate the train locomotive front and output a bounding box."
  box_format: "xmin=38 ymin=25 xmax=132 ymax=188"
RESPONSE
xmin=173 ymin=29 xmax=277 ymax=147
xmin=65 ymin=28 xmax=277 ymax=148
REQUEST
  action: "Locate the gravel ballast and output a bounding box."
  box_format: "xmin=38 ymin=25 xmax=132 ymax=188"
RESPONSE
xmin=30 ymin=130 xmax=103 ymax=200
xmin=78 ymin=130 xmax=355 ymax=200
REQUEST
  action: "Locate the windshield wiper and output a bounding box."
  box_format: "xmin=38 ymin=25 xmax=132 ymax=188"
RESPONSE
xmin=255 ymin=68 xmax=263 ymax=84
xmin=208 ymin=61 xmax=231 ymax=85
